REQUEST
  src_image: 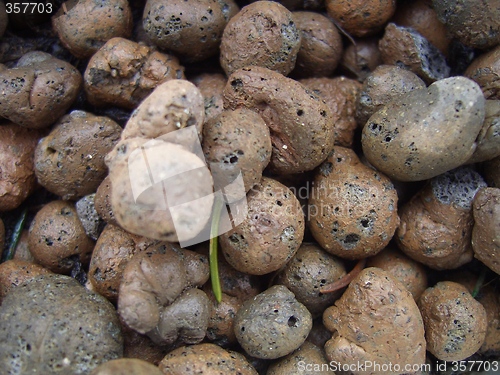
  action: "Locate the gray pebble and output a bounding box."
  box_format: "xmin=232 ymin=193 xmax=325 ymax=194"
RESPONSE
xmin=431 ymin=167 xmax=487 ymax=210
xmin=362 ymin=76 xmax=485 ymax=181
xmin=432 ymin=0 xmax=500 ymax=50
xmin=76 ymin=193 xmax=104 ymax=240
xmin=0 ymin=274 xmax=123 ymax=374
xmin=234 ymin=285 xmax=312 ymax=359
xmin=379 ymin=23 xmax=450 ymax=84
xmin=275 ymin=243 xmax=346 ymax=318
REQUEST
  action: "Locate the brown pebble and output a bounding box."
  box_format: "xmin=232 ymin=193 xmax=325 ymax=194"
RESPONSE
xmin=28 ymin=200 xmax=95 ymax=274
xmin=0 ymin=259 xmax=51 ymax=302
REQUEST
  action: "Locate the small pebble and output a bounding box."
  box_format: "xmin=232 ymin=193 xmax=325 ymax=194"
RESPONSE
xmin=419 ymin=281 xmax=488 ymax=361
xmin=76 ymin=194 xmax=105 ymax=241
xmin=234 ymin=284 xmax=312 ymax=359
xmin=362 ymin=76 xmax=485 ymax=181
xmin=0 ymin=274 xmax=123 ymax=374
xmin=379 ymin=23 xmax=450 ymax=84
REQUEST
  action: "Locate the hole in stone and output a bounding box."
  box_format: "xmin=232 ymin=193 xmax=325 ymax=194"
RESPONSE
xmin=231 ymin=79 xmax=242 ymax=88
xmin=344 ymin=233 xmax=360 ymax=244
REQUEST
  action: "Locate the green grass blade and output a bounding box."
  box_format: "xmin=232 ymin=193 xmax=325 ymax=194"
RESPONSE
xmin=209 ymin=196 xmax=223 ymax=303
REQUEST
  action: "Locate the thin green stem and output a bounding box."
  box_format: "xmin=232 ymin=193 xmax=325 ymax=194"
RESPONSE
xmin=209 ymin=196 xmax=223 ymax=303
xmin=472 ymin=266 xmax=487 ymax=298
xmin=1 ymin=207 xmax=28 ymax=263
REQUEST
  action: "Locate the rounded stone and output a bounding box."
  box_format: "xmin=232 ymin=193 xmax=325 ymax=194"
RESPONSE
xmin=0 ymin=274 xmax=123 ymax=374
xmin=419 ymin=281 xmax=487 ymax=361
xmin=234 ymin=285 xmax=312 ymax=359
xmin=362 ymin=76 xmax=485 ymax=181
